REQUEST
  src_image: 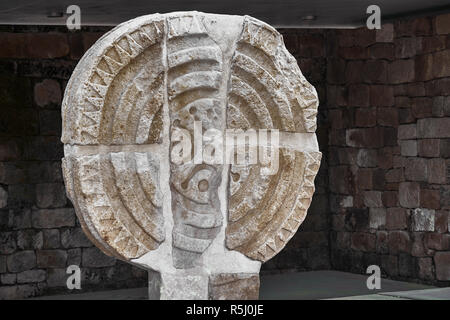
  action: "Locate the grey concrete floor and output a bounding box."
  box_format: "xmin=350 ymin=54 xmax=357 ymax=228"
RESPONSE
xmin=31 ymin=270 xmax=449 ymax=300
xmin=259 ymin=270 xmax=433 ymax=299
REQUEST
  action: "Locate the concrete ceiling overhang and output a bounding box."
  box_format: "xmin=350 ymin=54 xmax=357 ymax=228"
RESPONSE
xmin=0 ymin=0 xmax=449 ymax=28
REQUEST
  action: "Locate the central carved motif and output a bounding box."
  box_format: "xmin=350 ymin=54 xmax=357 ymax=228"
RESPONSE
xmin=166 ymin=20 xmax=225 ymax=268
xmin=61 ymin=11 xmax=321 ymax=299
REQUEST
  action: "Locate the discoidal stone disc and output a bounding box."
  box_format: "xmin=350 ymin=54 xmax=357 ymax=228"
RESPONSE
xmin=61 ymin=11 xmax=321 ymax=300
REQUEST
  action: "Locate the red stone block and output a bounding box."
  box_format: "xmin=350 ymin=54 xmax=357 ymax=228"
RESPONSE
xmin=441 ymin=139 xmax=450 ymax=158
xmin=329 ymin=129 xmax=347 ymax=146
xmin=336 ymin=86 xmax=349 ymax=106
xmin=338 ymin=147 xmax=358 ymax=165
xmin=338 ymin=46 xmax=368 ymax=60
xmin=337 ymin=31 xmax=356 ymax=47
xmin=413 ymin=17 xmax=433 ymax=36
xmin=432 ymin=49 xmax=450 ymax=78
xmin=418 ymin=257 xmax=433 ymax=280
xmin=327 ymin=85 xmax=339 ymax=107
xmin=411 ymin=97 xmax=433 ymax=119
xmin=348 ymin=84 xmax=370 ymax=107
xmin=363 ymin=191 xmax=383 ymax=208
xmin=0 ymin=33 xmax=69 ymax=59
xmin=385 ymin=168 xmax=404 ymax=183
xmin=295 ymin=231 xmax=328 ymax=248
xmin=332 ymin=214 xmax=346 ymax=230
xmin=298 ymin=58 xmax=314 ymax=76
xmin=386 ymin=208 xmax=407 ymax=230
xmin=435 ymin=13 xmax=450 ymax=35
xmin=385 ymin=182 xmax=399 ymax=191
xmin=399 ymin=182 xmax=420 ymax=208
xmin=391 ymin=146 xmax=401 ymax=155
xmin=376 ymin=231 xmax=389 ymax=254
xmin=394 ymin=84 xmax=408 ymax=96
xmin=370 ymin=208 xmax=386 ymax=229
xmin=370 ymin=85 xmax=394 ymax=107
xmin=373 ymin=168 xmax=387 ymax=190
xmin=421 ymin=36 xmax=446 ymax=54
xmin=388 ymin=231 xmax=411 ymax=254
xmin=388 ymin=59 xmax=415 ymax=84
xmin=394 ymin=96 xmax=410 ymax=108
xmin=82 ymin=32 xmax=105 ymax=52
xmin=398 ymin=108 xmax=415 ymax=124
xmin=381 ymin=255 xmax=398 ymax=276
xmin=377 ymin=107 xmax=398 ymax=127
xmin=1 ymin=108 xmax=39 ymax=136
xmin=68 ymin=33 xmax=84 ymax=60
xmin=353 ymin=28 xmax=377 ymax=47
xmin=382 ymin=191 xmax=398 ymax=207
xmin=405 ymin=82 xmax=427 ymax=97
xmin=352 ymin=194 xmax=365 ymax=209
xmin=281 ymin=33 xmax=298 ymax=54
xmin=336 ymin=231 xmax=351 ymax=249
xmin=356 ymin=149 xmax=377 ymax=167
xmin=377 ymin=148 xmax=394 ymax=169
xmin=376 ymin=24 xmax=394 ymax=43
xmin=346 ymin=128 xmax=384 ymax=148
xmin=418 ymin=139 xmax=440 ymax=157
xmin=382 ymin=127 xmax=398 ymax=147
xmin=395 ymin=37 xmax=420 ymax=59
xmin=351 ymin=232 xmax=376 ymax=252
xmin=355 ymin=108 xmax=376 ymax=127
xmin=435 ymin=252 xmax=450 ymax=280
xmin=418 ymin=118 xmax=450 ymax=138
xmin=298 ymin=34 xmax=325 ymax=58
xmin=395 ymin=19 xmax=416 ymax=37
xmin=435 ymin=210 xmax=449 ymax=233
xmin=427 ymin=158 xmax=447 ymax=184
xmin=420 ymin=189 xmax=441 ymax=210
xmin=398 ymin=124 xmax=417 ymax=140
xmin=327 ymin=58 xmax=346 ymax=84
xmin=411 ymin=233 xmax=426 ymax=257
xmin=34 ymin=79 xmax=61 ymax=107
xmin=405 ymin=158 xmax=428 ymax=182
xmin=369 ymin=43 xmax=394 ymax=60
xmin=0 ymin=139 xmax=21 ymax=161
xmin=329 ymin=166 xmax=352 ymax=194
xmin=425 ymin=78 xmax=450 ymax=96
xmin=363 ymin=60 xmax=388 ymax=84
xmin=345 ymin=61 xmax=364 ymax=84
xmin=329 ymin=109 xmax=343 ymax=129
xmin=426 ymin=233 xmax=449 ymax=250
xmin=432 ymin=96 xmax=446 ymax=117
xmin=396 ymin=17 xmax=432 ymax=37
xmin=356 ymin=168 xmax=373 ymax=191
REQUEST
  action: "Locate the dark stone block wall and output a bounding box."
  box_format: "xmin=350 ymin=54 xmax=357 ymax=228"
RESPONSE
xmin=327 ymin=14 xmax=450 ymax=286
xmin=0 ymin=25 xmax=331 ymax=299
xmin=1 ymin=12 xmax=449 ymax=299
xmin=0 ymin=26 xmax=149 ymax=299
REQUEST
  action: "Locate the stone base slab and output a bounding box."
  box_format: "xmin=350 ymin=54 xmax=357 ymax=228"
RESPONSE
xmin=148 ymin=271 xmax=260 ymax=300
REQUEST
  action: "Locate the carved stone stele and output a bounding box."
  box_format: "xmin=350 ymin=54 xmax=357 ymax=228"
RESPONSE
xmin=61 ymin=11 xmax=321 ymax=300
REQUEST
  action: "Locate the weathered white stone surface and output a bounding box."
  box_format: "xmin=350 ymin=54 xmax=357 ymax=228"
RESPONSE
xmin=61 ymin=11 xmax=321 ymax=300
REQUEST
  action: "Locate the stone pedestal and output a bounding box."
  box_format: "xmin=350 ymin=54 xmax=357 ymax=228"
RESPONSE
xmin=148 ymin=271 xmax=259 ymax=300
